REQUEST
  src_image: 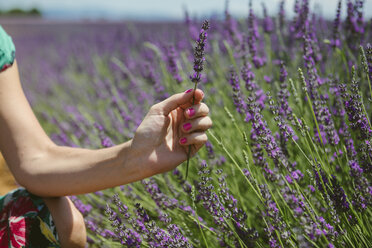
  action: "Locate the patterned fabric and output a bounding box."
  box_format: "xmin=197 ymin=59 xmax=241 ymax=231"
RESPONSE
xmin=0 ymin=25 xmax=16 ymax=72
xmin=0 ymin=188 xmax=60 ymax=248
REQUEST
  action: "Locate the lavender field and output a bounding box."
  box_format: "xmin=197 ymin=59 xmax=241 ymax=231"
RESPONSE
xmin=3 ymin=0 xmax=372 ymax=247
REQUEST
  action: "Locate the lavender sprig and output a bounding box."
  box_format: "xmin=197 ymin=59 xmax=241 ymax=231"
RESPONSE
xmin=185 ymin=20 xmax=210 ymax=179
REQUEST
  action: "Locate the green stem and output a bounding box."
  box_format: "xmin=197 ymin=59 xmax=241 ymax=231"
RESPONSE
xmin=191 ymin=199 xmax=209 ymax=247
xmin=224 ymin=217 xmax=248 ymax=248
xmin=185 ymin=79 xmax=199 ymax=179
xmin=208 ymin=130 xmax=264 ymax=203
xmin=304 ymin=91 xmax=324 ymax=147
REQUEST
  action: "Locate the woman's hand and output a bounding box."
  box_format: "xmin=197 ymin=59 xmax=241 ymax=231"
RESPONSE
xmin=0 ymin=62 xmax=209 ymax=195
xmin=131 ymin=89 xmax=212 ymax=176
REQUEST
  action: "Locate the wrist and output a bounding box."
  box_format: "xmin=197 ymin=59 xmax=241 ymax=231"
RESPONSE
xmin=118 ymin=139 xmax=154 ymax=184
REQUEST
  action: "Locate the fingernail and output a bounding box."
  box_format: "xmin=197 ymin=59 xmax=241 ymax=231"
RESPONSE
xmin=185 ymin=88 xmax=193 ymax=93
xmin=187 ymin=108 xmax=195 ymax=117
xmin=183 ymin=122 xmax=192 ymax=131
xmin=180 ymin=137 xmax=187 ymax=144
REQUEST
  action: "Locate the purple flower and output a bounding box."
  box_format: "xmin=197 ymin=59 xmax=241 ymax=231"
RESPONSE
xmin=143 ymin=62 xmax=167 ymax=101
xmin=366 ymin=44 xmax=372 ymax=82
xmin=224 ymin=1 xmax=242 ymax=47
xmin=94 ymin=123 xmax=114 ymax=147
xmin=339 ymin=69 xmax=372 ymax=140
xmin=142 ymin=178 xmax=179 ymax=210
xmin=308 ymin=185 xmax=316 ymax=193
xmin=330 ymin=175 xmax=350 ymax=213
xmin=243 ymin=168 xmax=250 ymax=178
xmin=228 ymin=68 xmax=246 ymax=114
xmin=345 ymin=0 xmax=365 ymax=50
xmin=164 ymin=44 xmax=182 ymax=83
xmin=247 ymin=1 xmax=266 ymax=68
xmin=290 ymin=0 xmax=310 ymax=39
xmin=291 ymin=169 xmax=304 ymax=182
xmin=264 ymin=75 xmax=272 ymax=83
xmin=190 ymin=20 xmax=209 ymax=84
xmin=69 ymin=196 xmax=92 ymax=216
xmin=294 ymin=207 xmax=303 ymax=215
xmin=331 ymin=0 xmax=342 ymax=48
xmin=278 ymin=0 xmax=286 ymax=30
xmin=279 ymin=61 xmax=288 ymax=83
xmin=260 ymin=184 xmax=290 ymax=245
xmin=285 ymin=175 xmax=293 ymax=184
xmin=262 ymin=3 xmax=274 ymax=33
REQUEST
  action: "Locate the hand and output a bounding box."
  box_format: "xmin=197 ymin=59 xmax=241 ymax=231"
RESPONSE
xmin=131 ymin=89 xmax=212 ymax=176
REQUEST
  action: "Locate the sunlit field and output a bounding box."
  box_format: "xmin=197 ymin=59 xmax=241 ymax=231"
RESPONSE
xmin=4 ymin=0 xmax=372 ymax=246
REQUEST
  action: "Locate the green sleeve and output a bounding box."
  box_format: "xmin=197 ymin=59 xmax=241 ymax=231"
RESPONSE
xmin=0 ymin=25 xmax=16 ymax=72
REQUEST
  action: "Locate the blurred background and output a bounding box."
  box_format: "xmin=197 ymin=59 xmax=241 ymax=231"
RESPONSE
xmin=1 ymin=0 xmax=371 ymax=22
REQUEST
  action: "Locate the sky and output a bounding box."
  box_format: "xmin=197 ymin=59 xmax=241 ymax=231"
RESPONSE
xmin=0 ymin=0 xmax=372 ymax=20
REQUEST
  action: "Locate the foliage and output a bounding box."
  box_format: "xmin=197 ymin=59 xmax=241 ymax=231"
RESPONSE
xmin=9 ymin=0 xmax=372 ymax=247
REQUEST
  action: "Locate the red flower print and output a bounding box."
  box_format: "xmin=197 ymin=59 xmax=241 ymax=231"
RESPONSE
xmin=0 ymin=196 xmax=38 ymax=247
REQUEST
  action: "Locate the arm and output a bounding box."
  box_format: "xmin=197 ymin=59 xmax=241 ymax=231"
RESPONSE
xmin=0 ymin=62 xmax=212 ymax=197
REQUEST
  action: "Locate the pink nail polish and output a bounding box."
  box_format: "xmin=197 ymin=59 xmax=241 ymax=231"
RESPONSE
xmin=180 ymin=137 xmax=187 ymax=144
xmin=185 ymin=88 xmax=193 ymax=93
xmin=187 ymin=108 xmax=195 ymax=117
xmin=183 ymin=122 xmax=192 ymax=131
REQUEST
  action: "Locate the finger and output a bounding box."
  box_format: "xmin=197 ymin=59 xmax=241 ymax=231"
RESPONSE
xmin=179 ymin=132 xmax=208 ymax=146
xmin=181 ymin=116 xmax=212 ymax=133
xmin=152 ymin=89 xmax=204 ymax=116
xmin=179 ymin=89 xmax=204 ymax=109
xmin=184 ymin=103 xmax=209 ymax=119
xmin=192 ymin=89 xmax=204 ymax=104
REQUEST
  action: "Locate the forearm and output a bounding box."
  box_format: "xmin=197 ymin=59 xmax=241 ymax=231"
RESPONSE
xmin=19 ymin=140 xmax=151 ymax=197
xmin=1 ymin=62 xmax=210 ymax=197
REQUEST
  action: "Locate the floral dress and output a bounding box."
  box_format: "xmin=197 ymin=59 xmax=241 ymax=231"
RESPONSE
xmin=0 ymin=25 xmax=60 ymax=247
xmin=0 ymin=25 xmax=15 ymax=72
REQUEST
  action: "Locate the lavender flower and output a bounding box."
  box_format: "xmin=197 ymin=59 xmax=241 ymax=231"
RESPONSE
xmin=94 ymin=122 xmax=114 ymax=147
xmin=366 ymin=43 xmax=372 ymax=81
xmin=13 ymin=4 xmax=372 ymax=247
xmin=291 ymin=0 xmax=310 ymax=39
xmin=164 ymin=44 xmax=183 ymax=83
xmin=248 ymin=1 xmax=266 ymax=68
xmin=190 ymin=20 xmax=210 ymax=84
xmin=278 ymin=0 xmax=286 ymax=31
xmin=69 ymin=196 xmax=92 ymax=216
xmin=267 ymin=92 xmax=294 ymax=155
xmin=205 ymin=141 xmax=215 ymax=159
xmin=331 ymin=0 xmax=342 ymax=48
xmin=345 ymin=0 xmax=365 ymax=49
xmin=262 ymin=3 xmax=274 ymax=34
xmin=302 ymin=37 xmax=340 ymax=146
xmin=143 ymin=62 xmax=168 ymax=101
xmin=216 ymin=169 xmax=258 ymax=246
xmin=224 ymin=0 xmax=242 ymax=47
xmin=184 ymin=9 xmax=198 ymax=41
xmin=142 ymin=178 xmax=178 ymax=210
xmin=339 ymin=68 xmax=372 ymax=140
xmin=260 ymin=184 xmax=291 ymax=247
xmin=186 ymin=20 xmax=210 ymax=179
xmin=196 ymin=160 xmax=234 ymax=244
xmin=228 ymin=68 xmax=246 ymax=114
xmin=330 ymin=176 xmax=350 ymax=213
xmin=105 ymin=203 xmax=141 ymax=247
xmin=279 ymin=61 xmax=288 ymax=83
xmin=241 ymin=62 xmax=266 ymax=112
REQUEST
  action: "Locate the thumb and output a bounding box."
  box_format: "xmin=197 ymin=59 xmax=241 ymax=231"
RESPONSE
xmin=153 ymin=89 xmax=204 ymax=115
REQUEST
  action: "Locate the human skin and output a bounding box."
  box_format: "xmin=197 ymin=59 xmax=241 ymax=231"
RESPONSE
xmin=0 ymin=61 xmax=212 ymax=247
xmin=0 ymin=61 xmax=212 ymax=196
